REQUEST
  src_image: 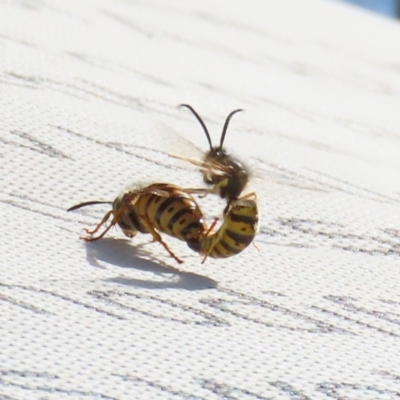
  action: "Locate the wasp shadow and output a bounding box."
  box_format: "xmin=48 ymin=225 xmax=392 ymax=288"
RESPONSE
xmin=84 ymin=237 xmax=217 ymax=291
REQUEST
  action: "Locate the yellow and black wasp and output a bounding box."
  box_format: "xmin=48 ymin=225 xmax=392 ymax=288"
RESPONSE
xmin=68 ymin=106 xmax=260 ymax=264
xmin=170 ymin=104 xmax=260 ymax=261
xmin=68 ymin=181 xmax=258 ymax=263
xmin=67 ymin=183 xmax=207 ymax=264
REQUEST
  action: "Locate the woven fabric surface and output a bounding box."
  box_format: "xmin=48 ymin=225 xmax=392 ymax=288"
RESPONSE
xmin=1 ymin=0 xmax=400 ymax=399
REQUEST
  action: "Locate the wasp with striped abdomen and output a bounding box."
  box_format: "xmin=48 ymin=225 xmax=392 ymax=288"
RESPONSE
xmin=173 ymin=105 xmax=259 ymax=261
xmin=67 ymin=183 xmax=207 ymax=264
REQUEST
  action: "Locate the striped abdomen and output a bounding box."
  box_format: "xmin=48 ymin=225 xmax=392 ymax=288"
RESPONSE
xmin=199 ymin=197 xmax=258 ymax=259
xmin=130 ymin=183 xmax=206 ymax=243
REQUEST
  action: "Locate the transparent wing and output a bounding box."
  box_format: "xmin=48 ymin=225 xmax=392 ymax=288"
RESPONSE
xmin=250 ymin=158 xmax=329 ymax=193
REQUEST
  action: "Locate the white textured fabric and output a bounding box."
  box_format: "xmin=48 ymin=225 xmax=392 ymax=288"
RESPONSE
xmin=1 ymin=0 xmax=400 ymax=399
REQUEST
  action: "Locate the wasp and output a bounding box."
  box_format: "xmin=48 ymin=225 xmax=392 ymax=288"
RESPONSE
xmin=177 ymin=104 xmax=253 ymax=208
xmin=187 ymin=193 xmax=259 ymax=263
xmin=174 ymin=105 xmax=259 ymax=260
xmin=67 ymin=183 xmax=207 ymax=264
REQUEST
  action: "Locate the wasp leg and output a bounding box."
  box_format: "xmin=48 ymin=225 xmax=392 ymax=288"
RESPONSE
xmin=137 ymin=216 xmax=184 ymax=264
xmin=201 ymin=217 xmax=219 ymax=264
xmin=81 ymin=210 xmax=118 ymax=241
xmin=224 ymin=191 xmax=257 ymax=212
xmin=182 ymin=188 xmax=214 ymax=198
xmin=252 ymin=240 xmax=260 ymax=252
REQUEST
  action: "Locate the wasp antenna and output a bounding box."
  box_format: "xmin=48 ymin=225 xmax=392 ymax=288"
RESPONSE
xmin=67 ymin=201 xmax=112 ymax=212
xmin=180 ymin=104 xmax=213 ymax=151
xmin=220 ymin=109 xmax=243 ymax=148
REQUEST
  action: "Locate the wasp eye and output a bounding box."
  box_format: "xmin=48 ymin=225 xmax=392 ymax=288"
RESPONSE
xmin=187 ymin=239 xmax=201 ymax=252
